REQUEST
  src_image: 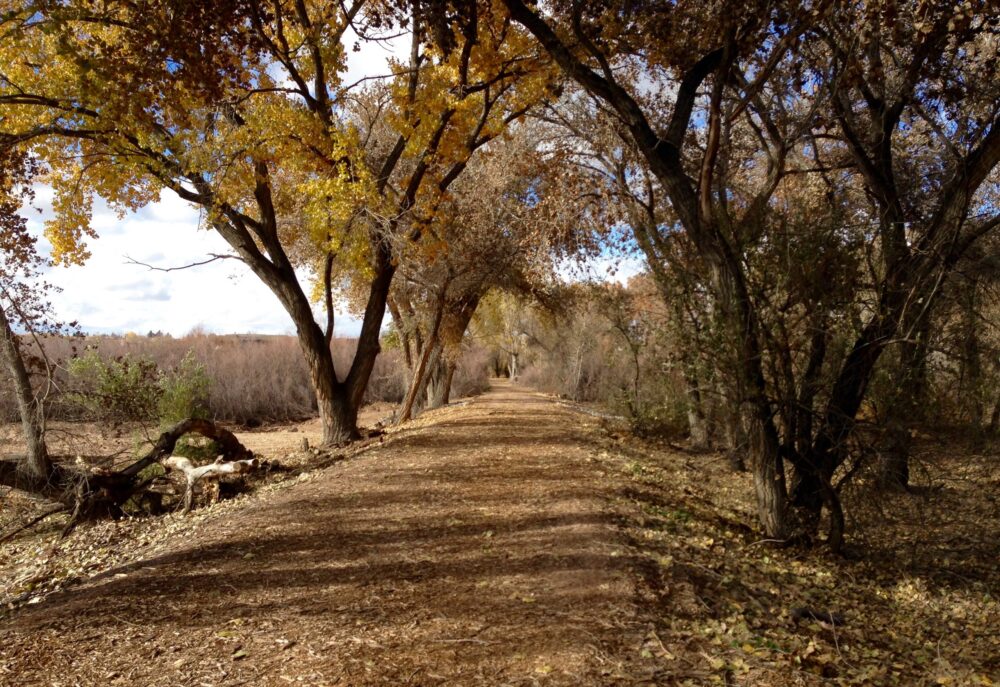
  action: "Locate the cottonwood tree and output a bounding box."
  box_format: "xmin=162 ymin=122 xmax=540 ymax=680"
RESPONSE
xmin=484 ymin=0 xmax=1000 ymax=549
xmin=536 ymin=94 xmax=731 ymax=452
xmin=487 ymin=0 xmax=845 ymax=540
xmin=0 ymin=146 xmax=55 ymax=486
xmin=0 ymin=147 xmax=257 ymax=521
xmin=795 ymin=1 xmax=1000 ymax=497
xmin=387 ymin=121 xmax=588 ymax=420
xmin=0 ymin=0 xmax=552 ymax=444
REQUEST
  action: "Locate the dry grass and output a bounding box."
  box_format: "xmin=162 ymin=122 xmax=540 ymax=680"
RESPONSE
xmin=0 ymin=333 xmax=492 ymax=425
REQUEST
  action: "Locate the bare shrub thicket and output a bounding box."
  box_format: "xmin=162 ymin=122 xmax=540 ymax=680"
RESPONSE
xmin=0 ymin=333 xmax=491 ymax=425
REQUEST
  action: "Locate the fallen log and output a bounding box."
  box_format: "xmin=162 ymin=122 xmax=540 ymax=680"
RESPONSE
xmin=165 ymin=455 xmax=260 ymax=514
xmin=0 ymin=504 xmax=68 ymax=544
xmin=0 ymin=418 xmax=255 ymax=529
xmin=121 ymin=418 xmax=254 ymax=478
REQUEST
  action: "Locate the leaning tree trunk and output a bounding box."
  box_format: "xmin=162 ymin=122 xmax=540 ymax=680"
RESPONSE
xmin=424 ymin=294 xmax=479 ymax=410
xmin=0 ymin=305 xmax=50 ymax=481
xmin=398 ymin=297 xmax=445 ymax=424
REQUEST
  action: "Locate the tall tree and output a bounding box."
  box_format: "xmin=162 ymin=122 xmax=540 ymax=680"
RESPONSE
xmin=0 ymin=0 xmax=551 ymax=443
xmin=496 ymin=0 xmax=829 ymax=538
xmin=795 ymin=1 xmax=1000 ymax=497
xmin=388 ymin=119 xmax=586 ymax=419
xmin=0 ymin=146 xmax=53 ymax=483
xmin=494 ymin=0 xmax=1000 ymax=546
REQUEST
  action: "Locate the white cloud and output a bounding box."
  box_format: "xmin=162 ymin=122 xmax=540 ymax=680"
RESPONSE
xmin=16 ymin=28 xmax=640 ymax=338
xmin=342 ymin=25 xmax=410 ymax=90
xmin=24 ymin=193 xmax=364 ymax=337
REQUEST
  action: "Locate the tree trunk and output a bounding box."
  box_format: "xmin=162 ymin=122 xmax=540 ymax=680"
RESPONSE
xmin=682 ymin=366 xmax=709 ymax=449
xmin=316 ymin=382 xmax=360 ymax=445
xmin=425 ymin=355 xmax=455 ymax=409
xmin=211 ymin=214 xmax=396 ymax=446
xmin=796 ymin=305 xmax=900 ymax=511
xmin=877 ymin=309 xmax=930 ymax=489
xmin=958 ymin=281 xmax=984 ymax=430
xmin=437 ymin=360 xmax=457 ymax=407
xmin=0 ymin=305 xmax=50 ymax=481
xmin=426 ymin=293 xmax=477 ymax=409
xmin=345 ymin=247 xmax=398 ymax=437
xmin=721 ymin=403 xmax=747 ymax=471
xmin=988 ymin=390 xmax=1000 ymax=435
xmin=398 ymin=296 xmax=445 ymax=424
xmin=748 ymin=410 xmax=787 ymax=539
xmin=299 ymin=331 xmax=357 ymax=445
xmin=707 ymin=250 xmax=786 ymax=537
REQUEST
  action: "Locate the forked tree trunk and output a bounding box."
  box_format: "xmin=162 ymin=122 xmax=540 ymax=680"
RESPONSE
xmin=279 ymin=247 xmax=396 ymax=445
xmin=315 ymin=382 xmax=360 ymax=445
xmin=0 ymin=305 xmax=50 ymax=480
xmin=299 ymin=326 xmax=357 ymax=445
xmin=424 ymin=295 xmax=477 ymax=410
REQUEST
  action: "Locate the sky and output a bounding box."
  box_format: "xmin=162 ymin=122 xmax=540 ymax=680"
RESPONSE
xmin=21 ymin=26 xmax=643 ymax=338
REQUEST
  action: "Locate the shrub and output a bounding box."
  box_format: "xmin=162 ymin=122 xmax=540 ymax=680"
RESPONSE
xmin=157 ymin=351 xmax=211 ymax=425
xmin=451 ymin=344 xmax=491 ymax=398
xmin=66 ymin=349 xmax=162 ymax=425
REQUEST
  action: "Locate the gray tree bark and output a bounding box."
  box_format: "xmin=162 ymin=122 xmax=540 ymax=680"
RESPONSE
xmin=0 ymin=305 xmax=50 ymax=481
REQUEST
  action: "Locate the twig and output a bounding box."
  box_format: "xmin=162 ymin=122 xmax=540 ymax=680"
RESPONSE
xmin=0 ymin=504 xmax=67 ymax=544
xmin=747 ymin=538 xmax=788 ymax=548
xmin=124 ymin=253 xmax=242 ymax=272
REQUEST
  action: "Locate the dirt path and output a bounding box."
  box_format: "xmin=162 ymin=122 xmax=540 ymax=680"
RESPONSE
xmin=0 ymin=382 xmax=652 ymax=686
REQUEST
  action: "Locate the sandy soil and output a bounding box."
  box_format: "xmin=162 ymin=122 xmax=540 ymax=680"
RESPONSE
xmin=0 ymin=381 xmax=655 ymax=686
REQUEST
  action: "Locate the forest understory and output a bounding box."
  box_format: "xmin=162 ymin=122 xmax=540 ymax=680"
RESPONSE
xmin=1 ymin=382 xmax=996 ymax=686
